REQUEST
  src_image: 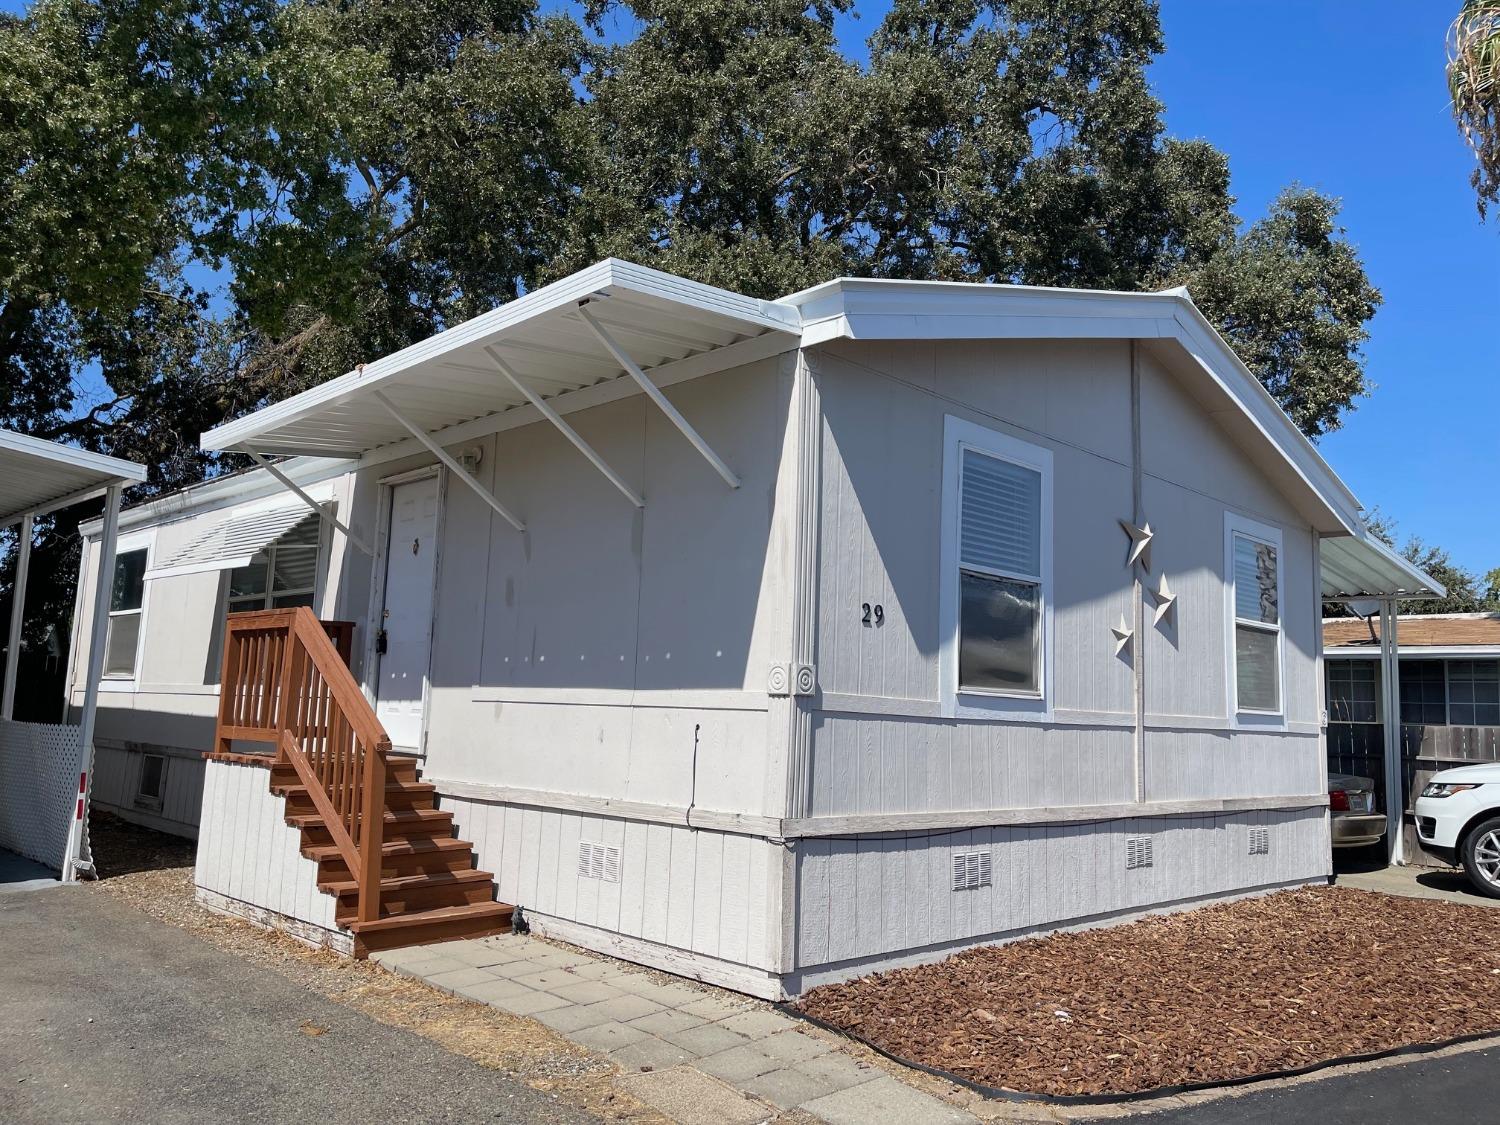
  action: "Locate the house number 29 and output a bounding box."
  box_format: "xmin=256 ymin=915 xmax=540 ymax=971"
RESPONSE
xmin=861 ymin=603 xmax=885 ymax=627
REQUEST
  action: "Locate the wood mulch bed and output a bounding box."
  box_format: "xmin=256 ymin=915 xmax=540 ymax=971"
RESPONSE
xmin=797 ymin=886 xmax=1500 ymax=1098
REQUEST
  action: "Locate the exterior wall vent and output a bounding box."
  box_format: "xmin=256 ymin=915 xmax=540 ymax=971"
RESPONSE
xmin=1248 ymin=826 xmax=1270 ymax=856
xmin=952 ymin=850 xmax=993 ymax=891
xmin=578 ymin=841 xmax=621 ymax=883
xmin=1125 ymin=835 xmax=1154 ymax=870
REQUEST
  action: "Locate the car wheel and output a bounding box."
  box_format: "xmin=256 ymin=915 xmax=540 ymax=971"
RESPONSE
xmin=1461 ymin=817 xmax=1500 ymax=899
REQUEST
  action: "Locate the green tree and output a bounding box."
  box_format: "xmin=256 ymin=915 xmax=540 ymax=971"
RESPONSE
xmin=1449 ymin=0 xmax=1500 ymax=216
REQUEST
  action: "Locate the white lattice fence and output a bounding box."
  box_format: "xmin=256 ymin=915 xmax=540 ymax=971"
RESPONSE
xmin=0 ymin=718 xmax=87 ymax=873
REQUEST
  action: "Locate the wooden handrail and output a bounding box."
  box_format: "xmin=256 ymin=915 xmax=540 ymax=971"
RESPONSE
xmin=215 ymin=607 xmax=388 ymax=924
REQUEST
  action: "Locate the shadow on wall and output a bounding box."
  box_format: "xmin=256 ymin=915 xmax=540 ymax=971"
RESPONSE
xmin=413 ymin=367 xmax=791 ymax=697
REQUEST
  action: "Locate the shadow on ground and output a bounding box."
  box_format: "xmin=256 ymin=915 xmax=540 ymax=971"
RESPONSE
xmin=89 ymin=811 xmax=195 ymax=880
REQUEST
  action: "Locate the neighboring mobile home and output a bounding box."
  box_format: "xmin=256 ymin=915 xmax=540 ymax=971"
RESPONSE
xmin=71 ymin=260 xmax=1438 ymax=993
xmin=1324 ymin=612 xmax=1500 ymax=861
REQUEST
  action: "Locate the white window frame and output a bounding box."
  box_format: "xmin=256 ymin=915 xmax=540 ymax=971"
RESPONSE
xmin=1224 ymin=512 xmax=1285 ymax=728
xmin=99 ymin=528 xmax=155 ymax=690
xmin=939 ymin=415 xmax=1054 ymax=720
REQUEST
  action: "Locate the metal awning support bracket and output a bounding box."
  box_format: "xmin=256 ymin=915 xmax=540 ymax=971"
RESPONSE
xmin=576 ymin=301 xmax=741 ymax=489
xmin=372 ymin=391 xmax=526 ymax=532
xmin=484 ymin=346 xmax=644 ymax=509
xmin=2 ymin=512 xmax=33 ymax=720
xmin=243 ymin=450 xmax=376 ymax=556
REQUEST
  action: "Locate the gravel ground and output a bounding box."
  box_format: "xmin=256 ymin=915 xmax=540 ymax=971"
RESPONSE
xmin=85 ymin=814 xmax=667 ymax=1123
xmin=797 ymin=885 xmax=1500 ymax=1098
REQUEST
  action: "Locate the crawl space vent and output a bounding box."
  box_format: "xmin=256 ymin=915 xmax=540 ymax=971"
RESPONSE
xmin=952 ymin=850 xmax=992 ymax=891
xmin=1125 ymin=835 xmax=1154 ymax=871
xmin=1248 ymin=826 xmax=1270 ymax=856
xmin=578 ymin=841 xmax=621 ymax=883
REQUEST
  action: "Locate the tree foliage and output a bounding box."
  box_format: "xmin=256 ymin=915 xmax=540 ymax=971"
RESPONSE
xmin=2 ymin=0 xmax=1389 ymax=479
xmin=1449 ymin=1 xmax=1500 ymax=217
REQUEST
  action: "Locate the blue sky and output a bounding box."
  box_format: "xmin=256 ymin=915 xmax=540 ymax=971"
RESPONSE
xmin=831 ymin=1 xmax=1499 ymax=574
xmin=9 ymin=0 xmax=1496 ymax=571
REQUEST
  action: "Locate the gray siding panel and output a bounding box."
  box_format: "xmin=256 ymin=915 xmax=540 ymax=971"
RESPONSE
xmin=794 ymin=808 xmax=1327 ymax=974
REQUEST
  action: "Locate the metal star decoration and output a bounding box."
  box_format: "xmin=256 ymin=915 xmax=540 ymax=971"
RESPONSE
xmin=1119 ymin=519 xmax=1154 ymax=570
xmin=1150 ymin=574 xmax=1177 ymax=625
xmin=1111 ymin=615 xmax=1135 ymax=655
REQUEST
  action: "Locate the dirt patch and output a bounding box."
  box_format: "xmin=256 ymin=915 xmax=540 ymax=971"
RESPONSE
xmin=86 ymin=814 xmax=669 ymax=1123
xmin=797 ymin=885 xmax=1500 ymax=1098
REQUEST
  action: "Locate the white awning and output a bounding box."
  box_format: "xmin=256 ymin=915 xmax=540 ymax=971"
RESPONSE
xmin=199 ymin=258 xmax=802 ymax=463
xmin=147 ymin=504 xmax=319 ymax=579
xmin=1321 ymin=530 xmax=1445 ymax=602
xmin=0 ymin=429 xmax=146 ymax=527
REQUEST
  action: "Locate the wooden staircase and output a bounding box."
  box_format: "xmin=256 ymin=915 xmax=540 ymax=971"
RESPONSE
xmin=214 ymin=608 xmax=512 ymax=957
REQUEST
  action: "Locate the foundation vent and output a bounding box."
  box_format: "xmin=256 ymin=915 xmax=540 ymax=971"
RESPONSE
xmin=952 ymin=850 xmax=993 ymax=891
xmin=1248 ymin=826 xmax=1270 ymax=856
xmin=578 ymin=841 xmax=621 ymax=883
xmin=1125 ymin=835 xmax=1154 ymax=871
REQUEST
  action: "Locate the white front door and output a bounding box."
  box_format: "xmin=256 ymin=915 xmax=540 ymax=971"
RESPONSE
xmin=375 ymin=475 xmax=440 ymax=751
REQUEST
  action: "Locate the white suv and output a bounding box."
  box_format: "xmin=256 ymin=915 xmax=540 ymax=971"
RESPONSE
xmin=1414 ymin=763 xmax=1500 ymax=897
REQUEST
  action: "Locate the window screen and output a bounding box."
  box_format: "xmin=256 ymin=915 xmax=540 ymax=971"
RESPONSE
xmin=1448 ymin=660 xmax=1500 ymax=727
xmin=957 ymin=448 xmax=1042 ymax=694
xmin=1326 ymin=659 xmax=1380 ymax=724
xmin=1398 ymin=660 xmax=1447 ymax=725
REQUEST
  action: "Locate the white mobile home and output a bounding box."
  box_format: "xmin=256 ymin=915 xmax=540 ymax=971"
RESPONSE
xmin=74 ymin=260 xmax=1437 ymax=989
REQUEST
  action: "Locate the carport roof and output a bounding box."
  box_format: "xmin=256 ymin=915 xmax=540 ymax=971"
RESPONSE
xmin=0 ymin=429 xmax=146 ymax=527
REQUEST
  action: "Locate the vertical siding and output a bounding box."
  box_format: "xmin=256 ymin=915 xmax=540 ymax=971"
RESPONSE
xmin=794 ymin=808 xmax=1328 ymax=972
xmin=194 ymin=759 xmax=338 ymax=933
xmin=441 ymin=794 xmax=776 ymax=971
xmin=91 ymin=744 xmax=205 ymax=835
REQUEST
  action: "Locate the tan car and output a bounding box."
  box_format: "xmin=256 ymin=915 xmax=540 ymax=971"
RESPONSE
xmin=1329 ymin=772 xmax=1385 ymax=848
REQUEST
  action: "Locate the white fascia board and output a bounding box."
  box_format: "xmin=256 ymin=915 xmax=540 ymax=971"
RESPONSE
xmin=200 ymin=258 xmax=803 ymax=454
xmin=79 ymin=457 xmax=347 ymax=539
xmin=1324 ymin=646 xmax=1500 ymax=659
xmin=0 ymin=429 xmax=147 ymax=483
xmin=786 ymin=278 xmax=1365 ymax=537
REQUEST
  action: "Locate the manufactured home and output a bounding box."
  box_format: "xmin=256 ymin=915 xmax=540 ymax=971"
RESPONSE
xmin=69 ymin=260 xmax=1439 ymax=992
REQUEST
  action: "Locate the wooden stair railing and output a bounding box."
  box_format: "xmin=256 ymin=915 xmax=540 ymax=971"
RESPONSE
xmin=215 ymin=607 xmax=388 ymax=925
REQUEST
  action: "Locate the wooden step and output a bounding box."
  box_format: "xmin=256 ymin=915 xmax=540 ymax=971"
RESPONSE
xmin=287 ymin=808 xmax=455 ymax=846
xmin=322 ymin=869 xmax=496 ymax=924
xmin=276 ymin=779 xmax=437 ymax=813
xmin=305 ymin=835 xmax=475 ymax=881
xmin=348 ymin=901 xmax=514 ymax=957
xmin=270 ymin=755 xmax=421 ymax=790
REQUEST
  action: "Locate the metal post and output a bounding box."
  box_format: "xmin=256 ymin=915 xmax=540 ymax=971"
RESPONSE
xmin=66 ymin=483 xmax=120 ymax=880
xmin=2 ymin=511 xmax=33 ymax=720
xmin=1378 ymin=599 xmax=1405 ymax=866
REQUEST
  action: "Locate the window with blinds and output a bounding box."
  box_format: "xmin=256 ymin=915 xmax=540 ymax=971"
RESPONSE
xmin=1228 ymin=521 xmax=1282 ymax=715
xmin=957 ymin=446 xmax=1044 ymax=694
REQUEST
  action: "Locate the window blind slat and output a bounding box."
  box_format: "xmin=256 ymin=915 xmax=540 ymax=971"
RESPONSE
xmin=961 ymin=449 xmax=1040 ymax=576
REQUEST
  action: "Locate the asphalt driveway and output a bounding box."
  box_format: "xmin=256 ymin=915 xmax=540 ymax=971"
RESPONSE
xmin=0 ymin=885 xmax=595 ymax=1124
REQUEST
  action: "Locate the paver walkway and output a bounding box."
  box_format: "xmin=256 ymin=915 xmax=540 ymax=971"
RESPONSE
xmin=376 ymin=933 xmax=978 ymax=1125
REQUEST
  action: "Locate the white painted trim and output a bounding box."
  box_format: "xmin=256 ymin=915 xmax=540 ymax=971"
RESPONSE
xmin=428 ymin=777 xmax=1325 ymax=840
xmin=467 ymin=685 xmax=768 ymax=711
xmin=783 ymin=795 xmax=1330 ymax=837
xmin=521 ymin=912 xmax=786 ymax=1000
xmin=939 ymin=414 xmax=1054 ymax=721
xmin=1324 ymin=646 xmax=1500 ymax=659
xmin=1225 ymin=511 xmax=1287 ymax=731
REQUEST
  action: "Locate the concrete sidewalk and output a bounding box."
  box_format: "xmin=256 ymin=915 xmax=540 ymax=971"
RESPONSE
xmin=376 ymin=935 xmax=978 ymax=1125
xmin=1336 ymin=862 xmax=1500 ymax=908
